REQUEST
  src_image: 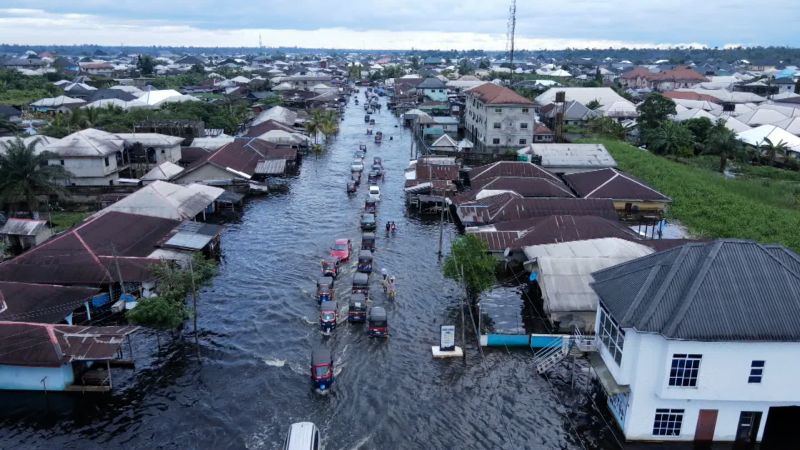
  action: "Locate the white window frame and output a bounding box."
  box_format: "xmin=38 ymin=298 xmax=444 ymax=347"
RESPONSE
xmin=598 ymin=306 xmax=625 ymax=366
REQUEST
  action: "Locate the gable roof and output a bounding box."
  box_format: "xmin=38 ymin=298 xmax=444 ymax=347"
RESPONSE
xmin=469 ymin=161 xmax=561 ymax=184
xmin=591 ymin=240 xmax=800 ymax=341
xmin=509 ymin=215 xmax=638 ymax=249
xmin=417 ymin=77 xmax=447 ymax=89
xmin=43 ymin=128 xmax=124 ymax=157
xmin=467 ymin=83 xmax=533 ymax=105
xmin=98 ymin=181 xmax=222 ymax=219
xmin=0 ymin=282 xmax=98 ymax=323
xmin=430 ymin=134 xmax=458 ymax=149
xmin=456 ymin=196 xmax=617 ymax=226
xmin=563 ymin=168 xmax=671 ymax=202
xmin=0 ymin=321 xmax=138 ymax=367
xmin=455 ymin=176 xmax=574 ymax=205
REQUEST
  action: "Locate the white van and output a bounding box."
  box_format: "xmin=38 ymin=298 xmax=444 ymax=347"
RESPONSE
xmin=284 ymin=422 xmax=321 ymax=450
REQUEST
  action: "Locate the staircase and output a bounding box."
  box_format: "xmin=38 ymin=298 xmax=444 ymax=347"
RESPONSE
xmin=533 ymin=327 xmax=597 ymax=374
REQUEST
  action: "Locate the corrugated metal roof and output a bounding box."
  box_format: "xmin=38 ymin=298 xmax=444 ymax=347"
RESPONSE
xmin=469 ymin=161 xmax=561 ymax=184
xmin=0 ymin=218 xmax=48 ymax=236
xmin=255 ymin=159 xmax=287 ymax=175
xmin=591 ymin=240 xmax=800 ymax=341
xmin=466 ymin=230 xmax=522 ymax=252
xmin=163 ymin=232 xmax=214 ymax=250
xmin=527 ymin=143 xmax=617 ymax=170
xmin=0 ymin=281 xmax=98 ymax=323
xmin=510 ymin=215 xmax=638 ymax=249
xmin=564 ymin=168 xmax=671 ymax=202
xmin=0 ymin=322 xmax=138 ymax=367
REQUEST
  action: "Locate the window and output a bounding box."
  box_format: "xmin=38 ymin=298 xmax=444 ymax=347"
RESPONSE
xmin=669 ymin=354 xmax=702 ymax=387
xmin=519 ymin=139 xmax=527 ymax=145
xmin=59 ymin=159 xmax=65 ymax=166
xmin=520 ymin=122 xmax=529 ymax=129
xmin=598 ymin=306 xmax=625 ymax=365
xmin=653 ymin=409 xmax=684 ymax=436
xmin=104 ymin=156 xmax=110 ymax=167
xmin=494 ymin=108 xmax=502 ymax=113
xmin=492 ymin=138 xmax=500 ymax=145
xmin=493 ymin=122 xmax=501 ymax=129
xmin=522 ymin=108 xmax=529 ymax=113
xmin=748 ymin=360 xmax=765 ymax=383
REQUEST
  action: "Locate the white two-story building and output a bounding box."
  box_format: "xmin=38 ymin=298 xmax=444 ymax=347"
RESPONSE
xmin=464 ymin=83 xmax=534 ymax=154
xmin=589 ymin=240 xmax=800 ymax=446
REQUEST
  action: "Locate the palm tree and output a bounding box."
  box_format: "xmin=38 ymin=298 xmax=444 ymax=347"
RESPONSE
xmin=318 ymin=110 xmax=339 ymax=142
xmin=704 ymin=119 xmax=741 ymax=173
xmin=305 ymin=110 xmax=323 ymax=145
xmin=648 ymin=121 xmax=692 ymax=159
xmin=0 ymin=119 xmax=18 ymax=135
xmin=0 ymin=137 xmax=72 ymax=213
xmin=760 ymin=137 xmax=789 ymax=166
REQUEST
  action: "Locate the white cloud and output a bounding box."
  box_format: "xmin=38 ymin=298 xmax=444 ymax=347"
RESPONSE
xmin=0 ymin=9 xmax=713 ymax=50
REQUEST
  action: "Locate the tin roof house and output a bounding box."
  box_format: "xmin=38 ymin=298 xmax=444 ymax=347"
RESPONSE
xmin=589 ymin=240 xmax=800 ymax=445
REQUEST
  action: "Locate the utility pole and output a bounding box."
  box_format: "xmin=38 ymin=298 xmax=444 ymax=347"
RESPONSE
xmin=460 ymin=264 xmax=467 ymax=362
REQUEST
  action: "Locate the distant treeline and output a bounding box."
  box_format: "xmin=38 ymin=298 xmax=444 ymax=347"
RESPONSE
xmin=1 ymin=44 xmax=799 ymax=65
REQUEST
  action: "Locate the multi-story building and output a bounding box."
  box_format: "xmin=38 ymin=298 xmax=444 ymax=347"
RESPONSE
xmin=590 ymin=240 xmax=800 ymax=445
xmin=464 ymin=83 xmax=534 ymax=154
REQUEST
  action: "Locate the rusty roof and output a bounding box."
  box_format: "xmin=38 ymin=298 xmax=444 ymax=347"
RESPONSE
xmin=244 ymin=119 xmax=298 ymax=138
xmin=468 ymin=161 xmax=561 ymax=185
xmin=509 ymin=215 xmax=639 ymax=250
xmin=0 ymin=282 xmax=98 ymax=323
xmin=456 ymin=196 xmax=617 ymax=226
xmin=563 ymin=168 xmax=671 ymax=202
xmin=0 ymin=321 xmax=138 ymax=367
xmin=467 ymin=230 xmax=523 ymax=252
xmin=415 ymin=163 xmax=460 ymax=181
xmin=466 ymin=83 xmax=533 ymax=105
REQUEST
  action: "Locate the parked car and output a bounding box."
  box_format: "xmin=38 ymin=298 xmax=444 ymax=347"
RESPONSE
xmin=360 ymin=213 xmax=376 ymax=231
xmin=284 ymin=422 xmax=321 ymax=450
xmin=330 ymin=238 xmax=352 ymax=262
xmin=368 ymin=185 xmax=381 ymax=202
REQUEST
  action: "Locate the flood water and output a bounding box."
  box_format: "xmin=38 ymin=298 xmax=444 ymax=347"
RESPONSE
xmin=0 ymin=97 xmax=622 ymax=449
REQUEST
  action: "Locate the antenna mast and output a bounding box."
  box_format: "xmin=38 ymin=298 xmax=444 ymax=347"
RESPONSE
xmin=506 ymin=0 xmax=517 ymax=81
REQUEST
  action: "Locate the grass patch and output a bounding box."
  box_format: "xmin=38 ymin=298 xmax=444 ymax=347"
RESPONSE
xmin=48 ymin=211 xmax=91 ymax=233
xmin=583 ymin=139 xmax=800 ymax=251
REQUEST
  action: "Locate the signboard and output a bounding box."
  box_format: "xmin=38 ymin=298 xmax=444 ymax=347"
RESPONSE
xmin=440 ymin=325 xmax=456 ymax=352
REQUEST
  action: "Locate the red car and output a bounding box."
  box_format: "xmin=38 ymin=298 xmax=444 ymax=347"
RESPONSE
xmin=330 ymin=239 xmax=352 ymax=262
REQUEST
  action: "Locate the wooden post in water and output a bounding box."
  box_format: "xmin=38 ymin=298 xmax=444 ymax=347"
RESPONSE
xmin=188 ymin=258 xmax=199 ymax=350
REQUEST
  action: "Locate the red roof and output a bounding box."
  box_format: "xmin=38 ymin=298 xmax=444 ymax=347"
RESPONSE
xmin=186 ymin=138 xmax=297 ymax=177
xmin=621 ymin=67 xmax=652 ymax=80
xmin=661 ymin=91 xmax=721 ymax=104
xmin=416 ymin=163 xmax=460 ymax=181
xmin=508 ymin=215 xmax=639 ymax=249
xmin=650 ymin=66 xmax=707 ymax=82
xmin=0 ymin=281 xmax=98 ymax=323
xmin=244 ymin=119 xmax=298 ymax=138
xmin=467 ymin=83 xmax=533 ymax=105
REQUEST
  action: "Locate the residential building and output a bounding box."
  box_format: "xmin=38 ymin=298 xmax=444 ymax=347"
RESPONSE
xmin=590 ymin=240 xmax=800 ymax=444
xmin=464 ymin=83 xmax=535 ymax=153
xmin=416 ymin=77 xmax=449 ymax=102
xmin=563 ymin=168 xmax=671 ymax=220
xmin=0 ymin=219 xmax=52 ymax=254
xmin=45 ymin=129 xmax=126 ymax=186
xmin=518 ymin=143 xmax=618 ymax=174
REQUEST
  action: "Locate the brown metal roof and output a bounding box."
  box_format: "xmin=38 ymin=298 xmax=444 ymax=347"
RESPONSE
xmin=509 ymin=215 xmax=640 ymax=249
xmin=244 ymin=119 xmax=298 ymax=138
xmin=467 ymin=83 xmax=533 ymax=105
xmin=468 ymin=161 xmax=561 ymax=185
xmin=0 ymin=282 xmax=98 ymax=323
xmin=467 ymin=231 xmax=523 ymax=252
xmin=416 ymin=163 xmax=460 ymax=181
xmin=457 ymin=196 xmax=617 ymax=226
xmin=0 ymin=321 xmax=138 ymax=367
xmin=563 ymin=168 xmax=671 ymax=202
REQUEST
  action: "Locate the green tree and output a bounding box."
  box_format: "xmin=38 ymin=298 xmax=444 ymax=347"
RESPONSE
xmin=305 ymin=110 xmax=322 ymax=145
xmin=647 ymin=121 xmax=693 ymax=158
xmin=126 ymin=254 xmax=217 ymax=330
xmin=410 ymin=55 xmax=421 ymax=70
xmin=587 ymin=117 xmax=626 ymax=140
xmin=703 ymin=119 xmax=741 ymax=173
xmin=0 ymin=137 xmax=71 ymax=213
xmin=137 ymin=54 xmax=155 ymax=76
xmin=684 ymin=117 xmax=714 ymax=154
xmin=637 ymin=93 xmax=676 ymax=142
xmin=457 ymin=58 xmax=475 ymax=76
xmin=760 ymin=137 xmax=790 ymax=166
xmin=0 ymin=118 xmax=18 ymax=135
xmin=443 ymin=235 xmax=496 ymax=300
xmin=585 ymin=99 xmax=601 ymax=110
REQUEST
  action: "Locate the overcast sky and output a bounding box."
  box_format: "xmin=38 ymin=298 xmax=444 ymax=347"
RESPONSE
xmin=0 ymin=1 xmax=796 ymax=50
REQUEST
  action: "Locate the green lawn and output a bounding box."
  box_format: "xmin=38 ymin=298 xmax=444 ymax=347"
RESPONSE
xmin=586 ymin=139 xmax=800 ymax=252
xmin=48 ymin=211 xmax=91 ymax=233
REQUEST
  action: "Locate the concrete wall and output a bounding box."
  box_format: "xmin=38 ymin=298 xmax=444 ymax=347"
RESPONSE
xmin=173 ymin=164 xmax=236 ymax=184
xmin=465 ymin=96 xmax=534 ymax=151
xmin=50 ymin=155 xmax=120 ymax=185
xmin=0 ymin=364 xmax=74 ymax=391
xmin=594 ymin=320 xmax=800 ymax=442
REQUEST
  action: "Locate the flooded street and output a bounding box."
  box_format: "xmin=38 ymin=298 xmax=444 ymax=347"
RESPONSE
xmin=0 ymin=98 xmax=619 ymax=450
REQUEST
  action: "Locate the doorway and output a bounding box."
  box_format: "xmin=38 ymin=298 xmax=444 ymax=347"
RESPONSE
xmin=762 ymin=406 xmax=800 ymax=447
xmin=735 ymin=411 xmax=762 ymax=443
xmin=694 ymin=409 xmax=718 ymax=441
